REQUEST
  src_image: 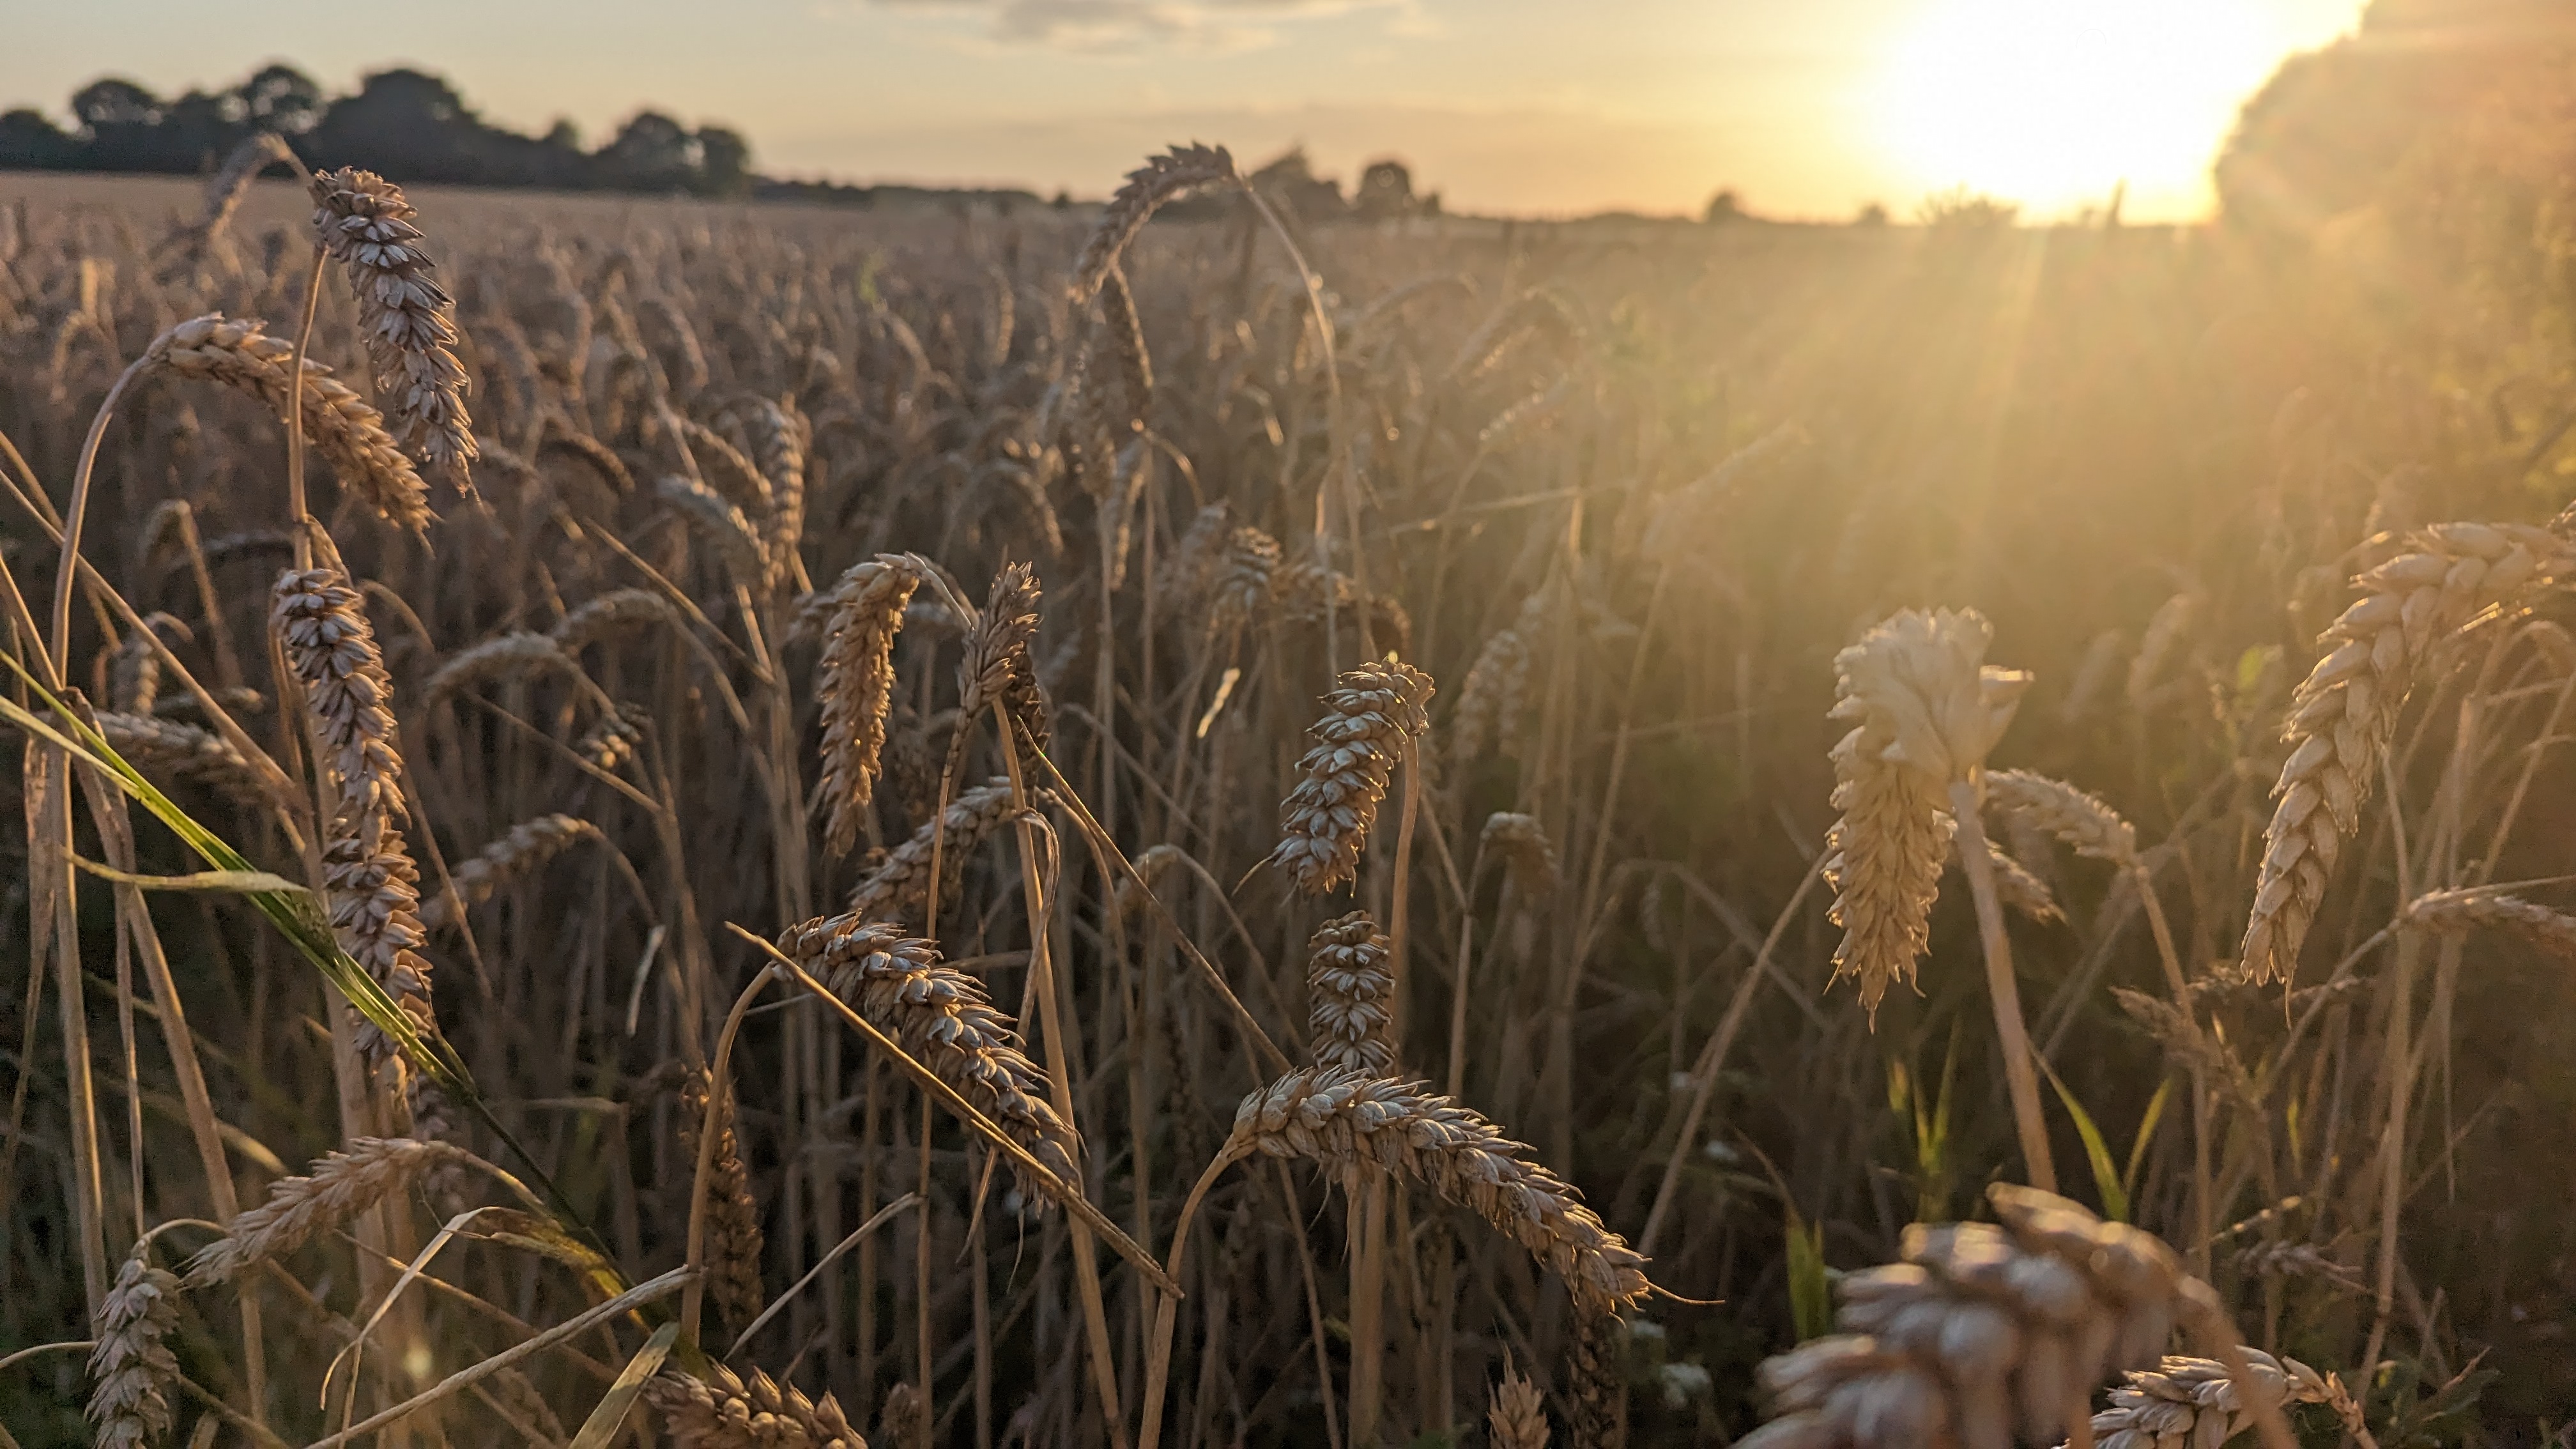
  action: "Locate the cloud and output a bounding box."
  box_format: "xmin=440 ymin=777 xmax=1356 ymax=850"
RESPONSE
xmin=850 ymin=0 xmax=1399 ymax=52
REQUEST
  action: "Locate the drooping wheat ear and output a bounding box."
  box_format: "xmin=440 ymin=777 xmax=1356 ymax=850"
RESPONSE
xmin=88 ymin=1241 xmax=181 ymax=1449
xmin=1071 ymin=142 xmax=1240 ymax=303
xmin=109 ymin=615 xmax=183 ymax=714
xmin=1307 ymin=910 xmax=1395 ymax=1072
xmin=553 ymin=587 xmax=679 ymax=652
xmin=818 ymin=558 xmax=921 ymax=859
xmin=848 ymin=779 xmax=1029 ymax=922
xmin=2060 ymin=1350 xmax=2330 ymax=1449
xmin=679 ymin=1065 xmax=766 ymax=1332
xmin=680 ymin=418 xmax=772 ymax=516
xmin=1211 ymin=525 xmax=1281 ymax=632
xmin=778 ymin=914 xmax=1082 ymax=1202
xmin=1742 ymin=1185 xmax=2233 ymax=1449
xmin=186 ymin=1136 xmax=470 ymax=1286
xmin=1823 ymin=608 xmax=2029 ymax=1018
xmin=1984 ymin=843 xmax=2064 ymax=926
xmin=1489 ymin=1353 xmax=1552 ymax=1449
xmin=94 ymin=710 xmax=266 ymax=805
xmin=656 ymin=473 xmax=769 ymax=590
xmin=185 ymin=131 xmax=295 ymax=256
xmin=1984 ymin=769 xmax=2139 ymax=868
xmin=642 ymin=1363 xmax=865 ymax=1448
xmin=1481 ymin=811 xmax=1561 ymax=900
xmin=1568 ymin=1309 xmax=1625 ymax=1449
xmin=875 ymin=1383 xmax=924 ymax=1447
xmin=424 ymin=813 xmax=604 ymax=929
xmin=308 ymin=167 xmax=477 ymax=486
xmin=2242 ymin=522 xmax=2575 ymax=984
xmin=1114 ymin=842 xmax=1188 ymax=921
xmin=576 ymin=706 xmax=645 ymax=773
xmin=1275 ymin=560 xmax=1416 ymax=656
xmin=2401 ymin=887 xmax=2576 ymax=962
xmin=1158 ymin=502 xmax=1232 ymax=601
xmin=1095 ymin=263 xmax=1153 ymax=429
xmin=2126 ymin=590 xmax=2199 ymax=707
xmin=425 ymin=631 xmax=576 ymax=701
xmin=960 ymin=561 xmax=1050 ymax=755
xmin=1452 ymin=621 xmax=1533 ymax=764
xmin=2060 ymin=629 xmax=2126 ymax=724
xmin=273 ymin=568 xmax=437 ymax=1062
xmin=742 ymin=397 xmax=809 ymax=581
xmin=1225 ymin=1067 xmax=1649 ymax=1316
xmin=1269 ymin=661 xmax=1436 ymax=895
xmin=146 ymin=314 xmax=431 ymax=532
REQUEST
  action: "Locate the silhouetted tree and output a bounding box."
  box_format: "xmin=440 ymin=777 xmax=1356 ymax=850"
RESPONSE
xmin=239 ymin=64 xmax=323 ymax=134
xmin=696 ymin=126 xmax=752 ymax=198
xmin=0 ymin=109 xmax=74 ymax=169
xmin=1703 ymin=188 xmax=1744 ymax=224
xmin=1354 ymin=158 xmax=1417 ymax=220
xmin=599 ymin=111 xmax=699 ymax=192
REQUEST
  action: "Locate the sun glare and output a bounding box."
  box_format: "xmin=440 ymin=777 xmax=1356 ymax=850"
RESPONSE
xmin=1875 ymin=0 xmax=2328 ymax=219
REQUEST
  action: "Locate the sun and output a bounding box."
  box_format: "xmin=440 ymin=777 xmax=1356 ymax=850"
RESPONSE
xmin=1874 ymin=0 xmax=2327 ymax=219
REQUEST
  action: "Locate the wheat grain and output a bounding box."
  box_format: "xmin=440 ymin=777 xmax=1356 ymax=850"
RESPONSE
xmin=1072 ymin=143 xmax=1239 ymax=303
xmin=1742 ymin=1184 xmax=2227 ymax=1449
xmin=425 ymin=631 xmax=576 ymax=701
xmin=778 ymin=914 xmax=1082 ymax=1202
xmin=2064 ymin=1350 xmax=2330 ymax=1449
xmin=1269 ymin=661 xmax=1435 ymax=895
xmin=424 ymin=813 xmax=604 ymax=928
xmin=187 ymin=1137 xmax=470 ymax=1286
xmin=309 ymin=167 xmax=477 ymax=486
xmin=1984 ymin=769 xmax=2139 ymax=868
xmin=849 ymin=779 xmax=1027 ymax=923
xmin=680 ymin=1066 xmax=766 ymax=1332
xmin=148 ymin=314 xmax=430 ymax=532
xmin=1306 ymin=910 xmax=1395 ymax=1073
xmin=818 ymin=558 xmax=921 ymax=858
xmin=2400 ymin=887 xmax=2576 ymax=962
xmin=643 ymin=1363 xmax=865 ymax=1448
xmin=1489 ymin=1354 xmax=1551 ymax=1449
xmin=88 ymin=1241 xmax=181 ymax=1449
xmin=2242 ymin=522 xmax=2575 ymax=983
xmin=1225 ymin=1067 xmax=1648 ymax=1316
xmin=959 ymin=561 xmax=1049 ymax=755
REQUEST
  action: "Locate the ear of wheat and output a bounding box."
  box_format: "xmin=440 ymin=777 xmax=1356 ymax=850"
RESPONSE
xmin=643 ymin=1363 xmax=865 ymax=1448
xmin=1742 ymin=1184 xmax=2232 ymax=1449
xmin=553 ymin=587 xmax=680 ymax=652
xmin=818 ymin=558 xmax=921 ymax=857
xmin=1270 ymin=661 xmax=1436 ymax=895
xmin=424 ymin=813 xmax=604 ymax=928
xmin=2400 ymin=886 xmax=2576 ymax=962
xmin=778 ymin=914 xmax=1082 ymax=1203
xmin=1071 ymin=143 xmax=1239 ymax=303
xmin=148 ymin=314 xmax=430 ymax=532
xmin=187 ymin=1137 xmax=470 ymax=1287
xmin=88 ymin=1241 xmax=182 ymax=1449
xmin=1306 ymin=910 xmax=1395 ymax=1072
xmin=657 ymin=473 xmax=769 ymax=590
xmin=848 ymin=779 xmax=1030 ymax=924
xmin=1825 ymin=608 xmax=2031 ymax=1016
xmin=2242 ymin=521 xmax=2575 ymax=983
xmin=680 ymin=1065 xmax=767 ymax=1332
xmin=309 ymin=167 xmax=477 ymax=486
xmin=1225 ymin=1066 xmax=1647 ymax=1317
xmin=94 ymin=710 xmax=266 ymax=806
xmin=1984 ymin=769 xmax=2138 ymax=868
xmin=2061 ymin=1350 xmax=2329 ymax=1449
xmin=1452 ymin=620 xmax=1533 ymax=765
xmin=1489 ymin=1354 xmax=1552 ymax=1449
xmin=425 ymin=631 xmax=576 ymax=701
xmin=1481 ymin=811 xmax=1561 ymax=901
xmin=960 ymin=561 xmax=1049 ymax=755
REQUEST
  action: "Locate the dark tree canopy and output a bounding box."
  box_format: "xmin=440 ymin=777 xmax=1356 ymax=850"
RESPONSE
xmin=1 ymin=61 xmax=762 ymax=198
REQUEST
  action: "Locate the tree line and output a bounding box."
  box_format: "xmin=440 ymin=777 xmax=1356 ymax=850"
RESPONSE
xmin=0 ymin=64 xmax=756 ymax=197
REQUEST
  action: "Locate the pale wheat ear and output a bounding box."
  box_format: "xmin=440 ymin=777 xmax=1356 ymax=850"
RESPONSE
xmin=2242 ymin=521 xmax=2574 ymax=983
xmin=1071 ymin=143 xmax=1240 ymax=305
xmin=1487 ymin=1353 xmax=1551 ymax=1449
xmin=679 ymin=1064 xmax=766 ymax=1333
xmin=421 ymin=813 xmax=603 ymax=930
xmin=1269 ymin=661 xmax=1434 ymax=895
xmin=1305 ymin=910 xmax=1395 ymax=1073
xmin=848 ymin=778 xmax=1031 ymax=924
xmin=643 ymin=1361 xmax=866 ymax=1448
xmin=308 ymin=167 xmax=478 ymax=487
xmin=184 ymin=1137 xmax=476 ymax=1287
xmin=88 ymin=1239 xmax=181 ymax=1449
xmin=816 ymin=558 xmax=921 ymax=859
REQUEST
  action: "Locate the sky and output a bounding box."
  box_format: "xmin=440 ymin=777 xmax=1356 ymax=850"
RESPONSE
xmin=0 ymin=0 xmax=2370 ymax=222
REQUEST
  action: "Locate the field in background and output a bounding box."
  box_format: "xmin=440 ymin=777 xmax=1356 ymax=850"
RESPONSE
xmin=3 ymin=133 xmax=2573 ymax=1446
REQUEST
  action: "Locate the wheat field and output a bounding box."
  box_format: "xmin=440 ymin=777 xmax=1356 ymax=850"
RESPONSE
xmin=0 ymin=137 xmax=2568 ymax=1449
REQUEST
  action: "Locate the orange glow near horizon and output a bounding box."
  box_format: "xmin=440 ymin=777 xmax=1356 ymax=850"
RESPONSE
xmin=1873 ymin=0 xmax=2358 ymax=220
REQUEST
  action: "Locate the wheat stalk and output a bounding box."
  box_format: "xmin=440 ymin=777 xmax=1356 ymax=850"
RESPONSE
xmin=1307 ymin=910 xmax=1395 ymax=1073
xmin=88 ymin=1240 xmax=182 ymax=1449
xmin=186 ymin=1137 xmax=471 ymax=1286
xmin=817 ymin=558 xmax=921 ymax=858
xmin=643 ymin=1363 xmax=865 ymax=1448
xmin=309 ymin=167 xmax=477 ymax=486
xmin=1224 ymin=1066 xmax=1648 ymax=1317
xmin=777 ymin=914 xmax=1082 ymax=1203
xmin=1270 ymin=661 xmax=1436 ymax=895
xmin=146 ymin=314 xmax=430 ymax=532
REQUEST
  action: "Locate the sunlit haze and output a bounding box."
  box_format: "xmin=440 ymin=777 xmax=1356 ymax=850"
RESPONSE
xmin=2 ymin=0 xmax=2367 ymax=220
